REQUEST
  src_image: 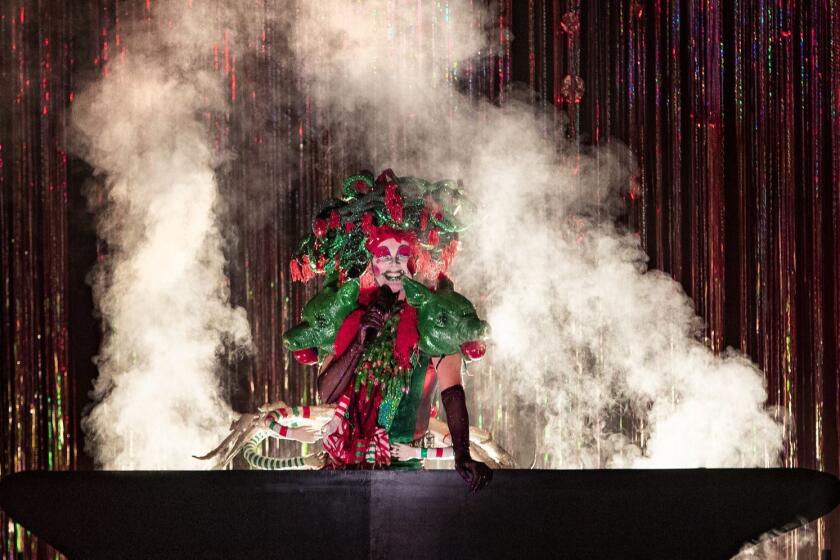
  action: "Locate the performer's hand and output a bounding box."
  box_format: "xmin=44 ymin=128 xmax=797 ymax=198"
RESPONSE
xmin=303 ymin=452 xmax=327 ymax=469
xmin=455 ymin=457 xmax=492 ymax=493
xmin=359 ymin=286 xmax=395 ymax=344
xmin=358 ymin=306 xmax=387 ymax=345
xmin=289 ymin=426 xmax=322 ymax=444
xmin=389 ymin=443 xmax=419 ymax=460
xmin=320 ymin=415 xmax=342 ymax=438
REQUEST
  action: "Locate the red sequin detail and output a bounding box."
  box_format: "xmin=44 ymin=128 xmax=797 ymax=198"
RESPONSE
xmin=394 ymin=304 xmax=419 ymax=369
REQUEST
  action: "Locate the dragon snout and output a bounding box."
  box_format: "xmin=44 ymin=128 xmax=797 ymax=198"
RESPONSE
xmin=459 ymin=319 xmax=490 ymax=361
xmin=282 ymin=324 xmax=315 ymax=352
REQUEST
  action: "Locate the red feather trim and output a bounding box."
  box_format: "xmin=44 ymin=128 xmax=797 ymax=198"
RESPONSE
xmin=357 ymin=287 xmax=378 ymax=306
xmin=333 ymin=309 xmax=365 ymax=357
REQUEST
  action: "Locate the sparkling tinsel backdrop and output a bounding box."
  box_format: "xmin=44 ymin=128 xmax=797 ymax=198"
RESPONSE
xmin=1 ymin=0 xmax=839 ymax=558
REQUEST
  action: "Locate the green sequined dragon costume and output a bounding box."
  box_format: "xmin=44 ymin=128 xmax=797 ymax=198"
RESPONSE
xmin=282 ymin=169 xmax=490 ymax=471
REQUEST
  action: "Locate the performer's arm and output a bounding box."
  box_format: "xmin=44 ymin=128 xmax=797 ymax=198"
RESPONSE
xmin=262 ymin=405 xmax=319 ymax=442
xmin=264 ymin=419 xmax=321 ymax=443
xmin=317 ymin=286 xmax=395 ymax=403
xmin=317 ymin=343 xmax=365 ymax=404
xmin=389 ymin=442 xmax=454 ymax=460
xmin=436 ymin=354 xmax=492 ymax=492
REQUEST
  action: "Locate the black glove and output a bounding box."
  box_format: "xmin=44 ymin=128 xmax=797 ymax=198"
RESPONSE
xmin=441 ymin=384 xmax=492 ymax=492
xmin=317 ymin=286 xmax=396 ymax=404
xmin=359 ymin=285 xmax=396 ymax=344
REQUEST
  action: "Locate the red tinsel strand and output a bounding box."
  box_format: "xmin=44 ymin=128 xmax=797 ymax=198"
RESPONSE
xmin=441 ymin=239 xmax=459 ymax=272
xmin=289 ymin=259 xmax=302 ymax=282
xmin=300 ymin=255 xmax=315 ymax=282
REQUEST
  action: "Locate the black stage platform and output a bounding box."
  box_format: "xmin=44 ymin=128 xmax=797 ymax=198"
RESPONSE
xmin=1 ymin=469 xmax=838 ymax=559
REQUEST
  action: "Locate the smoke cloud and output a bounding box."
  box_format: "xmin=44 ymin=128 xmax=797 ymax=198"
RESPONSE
xmin=733 ymin=524 xmax=815 ymax=560
xmin=73 ymin=0 xmax=784 ymax=477
xmin=281 ymin=0 xmax=784 ymax=470
xmin=72 ymin=2 xmax=253 ymax=469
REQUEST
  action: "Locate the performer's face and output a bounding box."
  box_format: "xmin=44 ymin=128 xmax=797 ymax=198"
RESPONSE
xmin=371 ymin=238 xmax=411 ymax=295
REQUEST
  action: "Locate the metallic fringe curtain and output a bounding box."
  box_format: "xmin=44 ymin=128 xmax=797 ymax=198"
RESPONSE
xmin=1 ymin=0 xmax=839 ymax=557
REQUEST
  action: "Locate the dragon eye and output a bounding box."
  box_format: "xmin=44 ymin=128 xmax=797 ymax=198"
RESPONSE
xmin=314 ymin=313 xmax=327 ymax=328
xmin=435 ymin=313 xmax=449 ymax=327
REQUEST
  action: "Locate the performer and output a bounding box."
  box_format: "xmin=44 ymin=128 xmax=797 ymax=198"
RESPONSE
xmin=283 ymin=169 xmax=492 ymax=491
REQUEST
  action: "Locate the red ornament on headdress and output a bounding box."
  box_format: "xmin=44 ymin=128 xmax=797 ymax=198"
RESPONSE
xmin=426 ymin=229 xmax=439 ymax=246
xmin=329 ymin=211 xmax=341 ymax=230
xmin=313 ymin=218 xmax=327 ymax=238
xmin=376 ymin=168 xmax=398 ymax=184
xmin=385 ymin=182 xmax=403 ymax=224
xmin=360 ymin=212 xmax=376 ymax=237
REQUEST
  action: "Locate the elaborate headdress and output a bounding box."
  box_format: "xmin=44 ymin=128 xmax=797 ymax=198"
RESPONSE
xmin=289 ymin=169 xmax=475 ymax=284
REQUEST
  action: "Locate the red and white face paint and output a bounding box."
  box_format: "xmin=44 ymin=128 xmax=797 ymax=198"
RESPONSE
xmin=371 ymin=238 xmax=412 ymax=296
